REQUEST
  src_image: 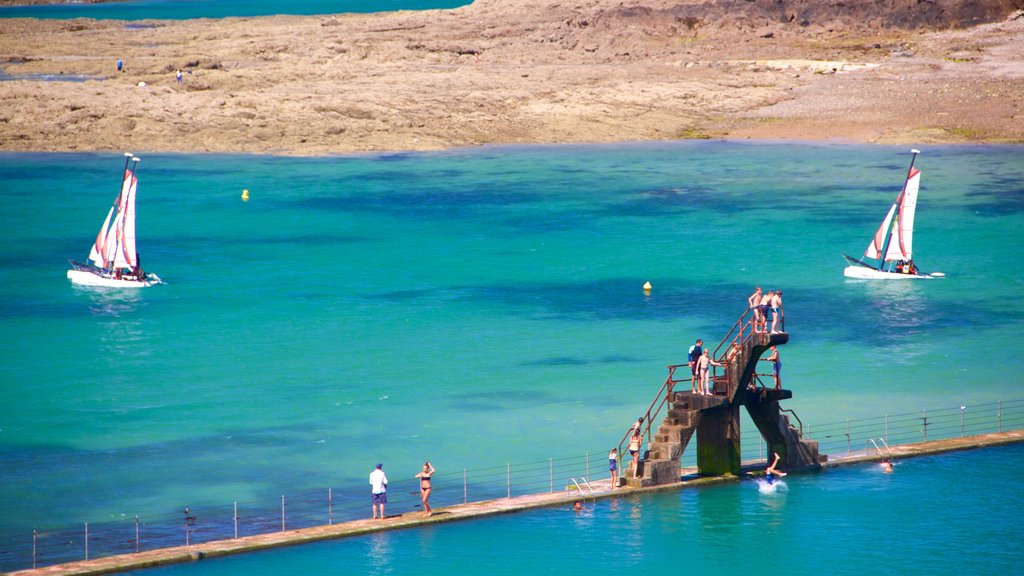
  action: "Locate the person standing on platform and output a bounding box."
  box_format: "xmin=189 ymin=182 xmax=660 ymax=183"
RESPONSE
xmin=370 ymin=463 xmax=388 ymax=520
xmin=759 ymin=290 xmax=774 ymax=334
xmin=770 ymin=290 xmax=784 ymax=334
xmin=767 ymin=346 xmax=781 ymax=389
xmin=697 ymin=349 xmax=724 ymax=396
xmin=748 ymin=287 xmax=762 ymax=333
xmin=628 ymin=428 xmax=643 ymax=478
xmin=688 ymin=338 xmax=703 ymax=394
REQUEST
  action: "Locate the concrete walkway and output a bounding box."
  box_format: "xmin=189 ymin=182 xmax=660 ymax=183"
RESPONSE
xmin=10 ymin=429 xmax=1023 ymax=576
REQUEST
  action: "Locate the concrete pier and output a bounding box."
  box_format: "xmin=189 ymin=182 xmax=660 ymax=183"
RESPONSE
xmin=9 ymin=429 xmax=1023 ymax=576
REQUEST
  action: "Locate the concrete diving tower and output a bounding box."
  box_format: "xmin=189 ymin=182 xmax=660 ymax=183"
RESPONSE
xmin=625 ymin=315 xmax=820 ymax=488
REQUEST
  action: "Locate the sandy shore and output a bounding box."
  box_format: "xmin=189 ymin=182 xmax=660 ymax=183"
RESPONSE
xmin=0 ymin=0 xmax=1022 ymax=155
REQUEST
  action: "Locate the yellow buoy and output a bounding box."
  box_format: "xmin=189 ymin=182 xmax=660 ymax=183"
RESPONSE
xmin=241 ymin=189 xmax=249 ymax=201
xmin=643 ymin=281 xmax=652 ymax=292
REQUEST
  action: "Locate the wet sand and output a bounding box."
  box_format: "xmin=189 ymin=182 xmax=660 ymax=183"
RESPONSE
xmin=0 ymin=0 xmax=1022 ymax=154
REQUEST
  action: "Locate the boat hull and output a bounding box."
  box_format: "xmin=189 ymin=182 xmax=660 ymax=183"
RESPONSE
xmin=67 ymin=268 xmax=161 ymax=288
xmin=843 ymin=265 xmax=934 ymax=280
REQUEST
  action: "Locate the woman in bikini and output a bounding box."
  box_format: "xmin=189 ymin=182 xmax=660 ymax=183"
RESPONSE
xmin=415 ymin=461 xmax=436 ymax=516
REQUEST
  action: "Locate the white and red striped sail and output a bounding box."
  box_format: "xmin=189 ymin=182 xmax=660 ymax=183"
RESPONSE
xmin=863 ymin=166 xmax=920 ymax=263
xmin=87 ymin=168 xmax=138 ymax=270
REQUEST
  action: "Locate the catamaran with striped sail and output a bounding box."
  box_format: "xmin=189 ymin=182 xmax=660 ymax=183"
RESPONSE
xmin=843 ymin=149 xmax=943 ymax=280
xmin=67 ymin=153 xmax=162 ymax=288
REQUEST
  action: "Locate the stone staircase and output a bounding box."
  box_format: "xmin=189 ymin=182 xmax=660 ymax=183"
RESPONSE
xmin=626 ymin=393 xmax=724 ymax=488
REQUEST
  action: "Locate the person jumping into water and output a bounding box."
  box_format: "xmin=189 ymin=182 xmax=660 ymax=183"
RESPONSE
xmin=765 ymin=452 xmax=788 ymax=485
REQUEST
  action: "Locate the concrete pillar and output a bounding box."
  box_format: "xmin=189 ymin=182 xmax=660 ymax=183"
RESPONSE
xmin=696 ymin=403 xmax=741 ymax=475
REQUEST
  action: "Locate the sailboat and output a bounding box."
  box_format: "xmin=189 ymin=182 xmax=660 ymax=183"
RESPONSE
xmin=67 ymin=153 xmax=162 ymax=288
xmin=843 ymin=149 xmax=944 ymax=280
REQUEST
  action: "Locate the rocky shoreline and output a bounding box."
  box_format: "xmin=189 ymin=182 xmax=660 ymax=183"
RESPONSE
xmin=0 ymin=0 xmax=1022 ymax=155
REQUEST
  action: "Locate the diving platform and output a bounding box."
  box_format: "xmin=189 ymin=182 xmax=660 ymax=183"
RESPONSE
xmin=623 ymin=310 xmax=820 ymax=488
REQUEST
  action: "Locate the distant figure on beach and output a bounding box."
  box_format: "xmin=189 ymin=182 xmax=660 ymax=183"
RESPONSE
xmin=770 ymin=290 xmax=783 ymax=334
xmin=369 ymin=463 xmax=388 ymax=520
xmin=880 ymin=457 xmax=894 ymax=473
xmin=748 ymin=287 xmax=762 ymax=333
xmin=688 ymin=338 xmax=703 ymax=393
xmin=608 ymin=448 xmax=618 ymax=488
xmin=696 ymin=349 xmax=724 ymax=396
xmin=176 ymin=69 xmax=183 ymax=84
xmin=765 ymin=452 xmax=788 ymax=485
xmin=628 ymin=428 xmax=643 ymax=478
xmin=767 ymin=346 xmax=781 ymax=389
xmin=415 ymin=461 xmax=435 ymax=516
xmin=117 ymin=59 xmax=123 ymax=72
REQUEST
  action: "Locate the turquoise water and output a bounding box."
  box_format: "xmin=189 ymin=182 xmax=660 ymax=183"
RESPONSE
xmin=129 ymin=444 xmax=1024 ymax=576
xmin=0 ymin=0 xmax=467 ymax=20
xmin=1 ymin=142 xmax=1023 ymax=569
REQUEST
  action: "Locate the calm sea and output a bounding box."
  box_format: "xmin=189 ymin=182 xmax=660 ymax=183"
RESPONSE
xmin=0 ymin=0 xmax=468 ymax=20
xmin=1 ymin=142 xmax=1022 ymax=571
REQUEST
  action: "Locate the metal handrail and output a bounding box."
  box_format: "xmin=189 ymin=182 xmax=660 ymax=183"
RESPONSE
xmin=616 ymin=366 xmax=689 ymax=472
xmin=780 ymin=407 xmax=804 ymax=436
xmin=567 ymin=477 xmax=596 ymax=501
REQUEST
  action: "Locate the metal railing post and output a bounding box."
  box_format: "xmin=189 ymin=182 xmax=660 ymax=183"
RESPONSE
xmin=586 ymin=452 xmax=590 ymax=479
xmin=234 ymin=502 xmax=238 ymax=538
xmin=998 ymin=400 xmax=1002 ymax=432
xmin=922 ymin=409 xmax=928 ymax=442
xmin=506 ymin=463 xmax=511 ymax=499
xmin=33 ymin=529 xmax=36 ymax=569
xmin=328 ymin=489 xmax=333 ymax=526
xmin=463 ymin=469 xmax=467 ymax=504
xmin=281 ymin=495 xmax=286 ymax=532
xmin=549 ymin=458 xmax=553 ymax=493
xmin=885 ymin=414 xmax=888 ymax=444
xmin=85 ymin=522 xmax=88 ymax=560
xmin=961 ymin=404 xmax=966 ymax=437
xmin=135 ymin=515 xmax=140 ymax=553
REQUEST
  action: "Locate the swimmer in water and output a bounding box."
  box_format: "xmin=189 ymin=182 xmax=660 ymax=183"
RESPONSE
xmin=880 ymin=457 xmax=894 ymax=473
xmin=765 ymin=452 xmax=788 ymax=485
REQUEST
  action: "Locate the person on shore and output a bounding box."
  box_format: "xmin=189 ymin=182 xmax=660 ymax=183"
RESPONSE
xmin=628 ymin=428 xmax=643 ymax=478
xmin=765 ymin=452 xmax=787 ymax=485
xmin=117 ymin=59 xmax=123 ymax=72
xmin=770 ymin=289 xmax=784 ymax=334
xmin=748 ymin=287 xmax=763 ymax=333
xmin=767 ymin=345 xmax=781 ymax=389
xmin=176 ymin=69 xmax=183 ymax=84
xmin=369 ymin=463 xmax=388 ymax=520
xmin=415 ymin=461 xmax=436 ymax=516
xmin=696 ymin=349 xmax=724 ymax=396
xmin=608 ymin=448 xmax=618 ymax=488
xmin=688 ymin=338 xmax=703 ymax=393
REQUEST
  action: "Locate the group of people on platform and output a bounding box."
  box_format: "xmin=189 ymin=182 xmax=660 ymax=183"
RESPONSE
xmin=748 ymin=287 xmax=784 ymax=334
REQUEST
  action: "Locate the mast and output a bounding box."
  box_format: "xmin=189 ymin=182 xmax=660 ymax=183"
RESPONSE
xmin=90 ymin=152 xmax=133 ymax=270
xmin=875 ymin=149 xmax=919 ymax=271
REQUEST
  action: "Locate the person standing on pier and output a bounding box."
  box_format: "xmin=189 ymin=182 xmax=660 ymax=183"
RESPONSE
xmin=608 ymin=448 xmax=618 ymax=488
xmin=688 ymin=338 xmax=703 ymax=393
xmin=415 ymin=461 xmax=436 ymax=516
xmin=370 ymin=463 xmax=388 ymax=520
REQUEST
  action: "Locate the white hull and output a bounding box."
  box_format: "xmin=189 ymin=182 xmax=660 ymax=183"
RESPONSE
xmin=67 ymin=268 xmax=160 ymax=288
xmin=843 ymin=265 xmax=934 ymax=280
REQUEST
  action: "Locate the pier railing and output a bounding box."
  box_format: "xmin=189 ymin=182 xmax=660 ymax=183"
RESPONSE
xmin=2 ymin=398 xmax=1022 ymax=572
